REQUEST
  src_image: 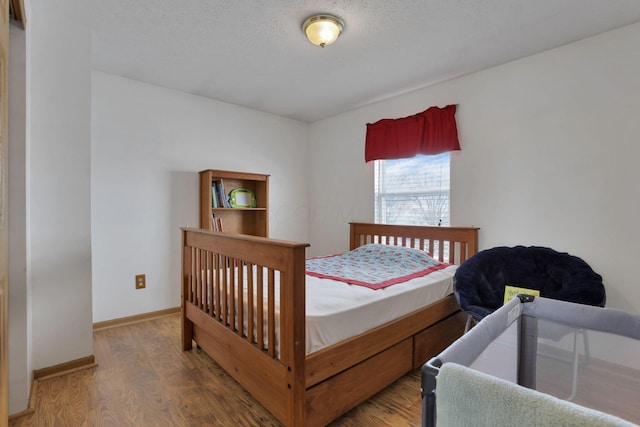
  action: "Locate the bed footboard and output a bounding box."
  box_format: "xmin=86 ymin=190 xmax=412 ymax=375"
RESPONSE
xmin=181 ymin=228 xmax=309 ymax=425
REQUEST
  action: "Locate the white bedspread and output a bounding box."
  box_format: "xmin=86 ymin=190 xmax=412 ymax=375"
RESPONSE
xmin=305 ymin=265 xmax=457 ymax=354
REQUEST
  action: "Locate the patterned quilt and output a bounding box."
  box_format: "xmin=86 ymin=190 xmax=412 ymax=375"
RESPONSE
xmin=306 ymin=244 xmax=449 ymax=290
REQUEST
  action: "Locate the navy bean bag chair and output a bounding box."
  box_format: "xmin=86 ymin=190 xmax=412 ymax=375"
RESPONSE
xmin=454 ymin=246 xmax=606 ymax=323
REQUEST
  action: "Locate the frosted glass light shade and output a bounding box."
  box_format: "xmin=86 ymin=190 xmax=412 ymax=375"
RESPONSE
xmin=302 ymin=15 xmax=344 ymax=47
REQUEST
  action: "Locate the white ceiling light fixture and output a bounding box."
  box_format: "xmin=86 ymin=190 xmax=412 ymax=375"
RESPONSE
xmin=302 ymin=14 xmax=344 ymax=48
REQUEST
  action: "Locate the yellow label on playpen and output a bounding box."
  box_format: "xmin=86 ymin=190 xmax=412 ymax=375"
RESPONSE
xmin=503 ymin=285 xmax=539 ymax=305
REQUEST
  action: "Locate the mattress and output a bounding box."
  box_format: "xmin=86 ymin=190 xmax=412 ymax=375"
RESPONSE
xmin=305 ymin=265 xmax=457 ymax=354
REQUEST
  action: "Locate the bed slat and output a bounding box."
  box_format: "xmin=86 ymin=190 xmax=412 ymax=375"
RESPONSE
xmin=237 ymin=262 xmax=244 ymax=335
xmin=257 ymin=265 xmax=264 ymax=351
xmin=247 ymin=262 xmax=255 ymax=344
xmin=268 ymin=269 xmax=276 ymax=358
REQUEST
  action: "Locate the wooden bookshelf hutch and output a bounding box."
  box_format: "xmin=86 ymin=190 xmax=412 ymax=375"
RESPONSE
xmin=199 ymin=169 xmax=269 ymax=237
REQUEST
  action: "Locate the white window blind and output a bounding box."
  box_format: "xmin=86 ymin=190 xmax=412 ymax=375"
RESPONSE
xmin=374 ymin=153 xmax=450 ymax=226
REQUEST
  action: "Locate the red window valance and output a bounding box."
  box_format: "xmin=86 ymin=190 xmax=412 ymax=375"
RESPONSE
xmin=365 ymin=104 xmax=460 ymax=162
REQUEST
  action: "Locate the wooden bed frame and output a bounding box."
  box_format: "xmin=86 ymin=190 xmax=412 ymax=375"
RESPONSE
xmin=181 ymin=222 xmax=479 ymax=426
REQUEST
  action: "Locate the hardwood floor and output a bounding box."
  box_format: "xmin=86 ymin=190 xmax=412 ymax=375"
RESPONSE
xmin=9 ymin=314 xmax=424 ymax=426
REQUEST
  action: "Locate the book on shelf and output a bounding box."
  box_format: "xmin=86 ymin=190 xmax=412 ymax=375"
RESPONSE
xmin=210 ymin=213 xmax=224 ymax=232
xmin=211 ymin=184 xmax=219 ymax=208
xmin=213 ymin=179 xmax=231 ymax=208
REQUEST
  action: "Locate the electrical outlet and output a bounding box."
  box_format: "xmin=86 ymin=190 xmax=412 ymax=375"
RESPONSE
xmin=135 ymin=274 xmax=146 ymax=289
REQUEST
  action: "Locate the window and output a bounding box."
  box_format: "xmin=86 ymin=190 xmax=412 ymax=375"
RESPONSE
xmin=374 ymin=153 xmax=450 ymax=226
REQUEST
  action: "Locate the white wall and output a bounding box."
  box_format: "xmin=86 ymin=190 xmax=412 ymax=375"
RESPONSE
xmin=28 ymin=0 xmax=93 ymax=370
xmin=309 ymin=22 xmax=640 ymax=315
xmin=91 ymin=72 xmax=309 ymax=322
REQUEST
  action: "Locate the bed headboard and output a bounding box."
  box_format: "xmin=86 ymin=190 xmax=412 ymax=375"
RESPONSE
xmin=349 ymin=222 xmax=479 ymax=265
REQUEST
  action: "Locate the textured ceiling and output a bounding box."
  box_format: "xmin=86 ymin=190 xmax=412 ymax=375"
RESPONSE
xmin=90 ymin=0 xmax=640 ymax=122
